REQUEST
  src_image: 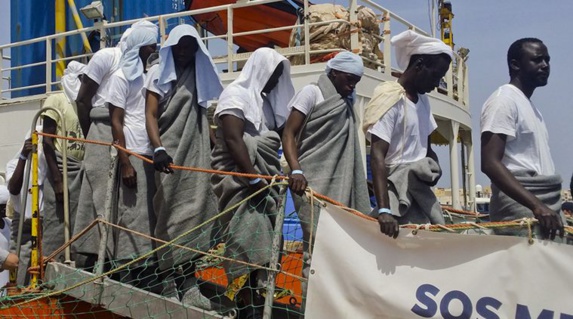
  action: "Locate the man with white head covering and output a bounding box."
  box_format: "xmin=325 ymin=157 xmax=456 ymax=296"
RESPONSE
xmin=281 ymin=50 xmax=371 ymax=308
xmin=41 ymin=61 xmax=86 ymax=261
xmin=211 ymin=47 xmax=294 ymax=318
xmin=73 ymin=20 xmax=157 ymax=270
xmin=106 ymin=26 xmax=158 ymax=291
xmin=364 ymin=30 xmax=452 ymax=238
xmin=144 ymin=23 xmax=223 ymax=307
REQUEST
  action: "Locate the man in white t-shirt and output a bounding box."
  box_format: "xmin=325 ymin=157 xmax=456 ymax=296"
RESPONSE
xmin=73 ymin=20 xmax=156 ymax=269
xmin=106 ymin=26 xmax=159 ymax=292
xmin=6 ymin=135 xmax=46 ymax=286
xmin=0 ymin=185 xmax=18 ymax=288
xmin=364 ymin=30 xmax=452 ymax=238
xmin=481 ymin=38 xmax=565 ymax=240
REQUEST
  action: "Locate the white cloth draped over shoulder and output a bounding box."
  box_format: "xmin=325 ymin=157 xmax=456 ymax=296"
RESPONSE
xmin=154 ymin=24 xmax=223 ymax=107
xmin=215 ymin=47 xmax=295 ymax=131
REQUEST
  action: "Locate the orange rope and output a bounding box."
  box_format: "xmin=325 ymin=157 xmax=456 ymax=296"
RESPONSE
xmin=37 ymin=131 xmax=287 ymax=181
xmin=37 ymin=131 xmax=573 ymax=236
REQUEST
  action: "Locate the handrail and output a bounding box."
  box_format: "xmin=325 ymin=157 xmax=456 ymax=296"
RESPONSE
xmin=13 ymin=107 xmax=70 ymax=288
xmin=0 ymin=0 xmax=468 ymax=109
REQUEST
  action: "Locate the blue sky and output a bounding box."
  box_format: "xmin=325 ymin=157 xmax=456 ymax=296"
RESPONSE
xmin=2 ymin=0 xmax=572 ymax=189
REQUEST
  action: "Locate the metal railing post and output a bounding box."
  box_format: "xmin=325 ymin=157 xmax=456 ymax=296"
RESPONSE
xmin=46 ymin=39 xmax=52 ymax=93
xmin=263 ymin=185 xmax=288 ymax=319
xmin=382 ymin=11 xmax=392 ymax=74
xmin=349 ymin=0 xmax=359 ymax=53
xmin=94 ymin=146 xmax=118 ymax=283
xmin=159 ymin=17 xmax=166 ymax=46
xmin=227 ymin=7 xmax=234 ymax=73
xmin=303 ymin=0 xmax=310 ymax=65
xmin=456 ymin=56 xmax=463 ymax=103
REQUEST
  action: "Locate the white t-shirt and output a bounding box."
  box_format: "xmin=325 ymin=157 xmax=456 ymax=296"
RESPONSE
xmin=480 ymin=84 xmax=555 ymax=175
xmin=288 ymin=85 xmax=324 ymax=115
xmin=83 ymin=47 xmax=122 ymax=108
xmin=368 ymin=94 xmax=437 ymax=165
xmin=143 ymin=64 xmax=165 ymax=99
xmin=217 ymin=94 xmax=280 ymax=136
xmin=5 ymin=155 xmax=46 ymax=219
xmin=106 ymin=69 xmax=152 ymax=156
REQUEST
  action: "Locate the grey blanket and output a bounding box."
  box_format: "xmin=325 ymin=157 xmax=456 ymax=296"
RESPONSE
xmin=294 ymin=74 xmax=370 ymax=214
xmin=153 ymin=64 xmax=219 ymax=270
xmin=113 ymin=156 xmax=156 ymax=263
xmin=490 ymin=171 xmax=566 ymax=238
xmin=210 ymin=130 xmax=281 ymax=285
xmin=384 ymin=157 xmax=445 ymax=224
xmin=293 ymin=74 xmax=371 ymax=300
xmin=42 ymin=151 xmax=82 ymax=261
xmin=73 ymin=107 xmax=115 ymax=258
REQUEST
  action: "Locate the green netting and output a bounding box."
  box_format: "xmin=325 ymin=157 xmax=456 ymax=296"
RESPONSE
xmin=1 ymin=142 xmax=572 ymax=318
xmin=0 ymin=178 xmax=307 ymax=319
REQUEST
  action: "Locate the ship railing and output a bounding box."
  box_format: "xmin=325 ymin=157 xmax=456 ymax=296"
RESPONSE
xmin=0 ymin=0 xmax=468 ymax=110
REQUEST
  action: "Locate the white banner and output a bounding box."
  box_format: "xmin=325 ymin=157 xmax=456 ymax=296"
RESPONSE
xmin=306 ymin=203 xmax=573 ymax=319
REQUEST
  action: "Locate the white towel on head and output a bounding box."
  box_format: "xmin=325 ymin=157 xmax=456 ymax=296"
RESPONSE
xmin=62 ymin=61 xmax=86 ymax=102
xmin=117 ymin=20 xmax=157 ymax=53
xmin=391 ymin=30 xmax=453 ymax=70
xmin=326 ymin=51 xmax=364 ymax=77
xmin=120 ymin=26 xmax=158 ymax=81
xmin=156 ymin=24 xmax=223 ymax=108
xmin=215 ymin=47 xmax=295 ymax=131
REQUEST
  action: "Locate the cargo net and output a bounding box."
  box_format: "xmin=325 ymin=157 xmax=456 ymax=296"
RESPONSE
xmin=0 ymin=132 xmax=572 ymax=319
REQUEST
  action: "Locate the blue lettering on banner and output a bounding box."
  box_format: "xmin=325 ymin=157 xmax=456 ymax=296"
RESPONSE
xmin=411 ymin=284 xmax=439 ymax=317
xmin=411 ymin=284 xmax=573 ymax=319
xmin=440 ymin=290 xmax=472 ymax=319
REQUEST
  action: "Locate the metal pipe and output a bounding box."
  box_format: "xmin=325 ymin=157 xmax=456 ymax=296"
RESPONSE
xmin=263 ymin=185 xmax=288 ymax=319
xmin=46 ymin=39 xmax=52 ymax=93
xmin=55 ymin=0 xmax=66 ymax=81
xmin=66 ymin=0 xmax=93 ymax=53
xmin=226 ymin=6 xmax=234 ymax=73
xmin=29 ymin=130 xmax=40 ymax=288
xmin=349 ymin=0 xmax=359 ymax=52
xmin=303 ymin=0 xmax=310 ymax=65
xmin=94 ymin=146 xmax=118 ymax=280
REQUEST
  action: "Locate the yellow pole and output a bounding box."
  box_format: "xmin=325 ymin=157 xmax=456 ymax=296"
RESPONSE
xmin=67 ymin=0 xmax=93 ymax=53
xmin=56 ymin=0 xmax=66 ymax=82
xmin=29 ymin=131 xmax=40 ymax=289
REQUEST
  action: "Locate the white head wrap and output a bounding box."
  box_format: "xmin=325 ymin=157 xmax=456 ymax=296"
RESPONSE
xmin=0 ymin=185 xmax=8 ymax=205
xmin=156 ymin=24 xmax=223 ymax=108
xmin=391 ymin=30 xmax=453 ymax=70
xmin=117 ymin=20 xmax=157 ymax=53
xmin=61 ymin=61 xmax=86 ymax=102
xmin=117 ymin=28 xmax=132 ymax=53
xmin=119 ymin=25 xmax=158 ymax=81
xmin=216 ymin=48 xmax=295 ymax=131
xmin=325 ymin=51 xmax=364 ymax=77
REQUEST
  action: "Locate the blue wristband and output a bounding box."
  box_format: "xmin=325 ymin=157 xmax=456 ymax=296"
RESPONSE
xmin=19 ymin=153 xmax=27 ymax=161
xmin=378 ymin=208 xmax=392 ymax=215
xmin=291 ymin=170 xmax=304 ymax=175
xmin=249 ymin=177 xmax=262 ymax=185
xmin=154 ymin=146 xmax=166 ymax=153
